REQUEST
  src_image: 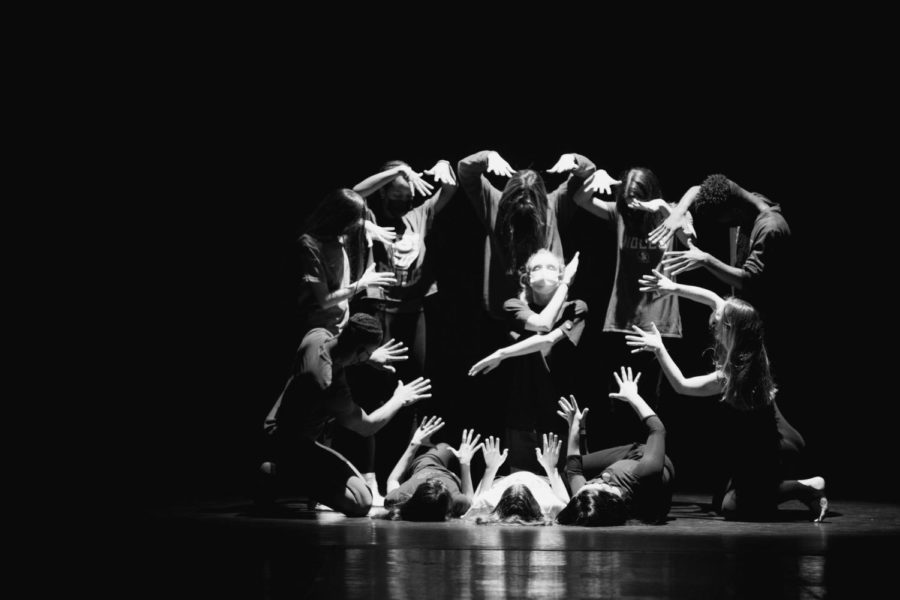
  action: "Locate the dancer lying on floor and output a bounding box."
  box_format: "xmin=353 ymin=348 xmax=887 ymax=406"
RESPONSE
xmin=384 ymin=417 xmax=481 ymax=521
xmin=463 ymin=434 xmax=570 ymax=525
xmin=556 ymin=368 xmax=675 ymax=526
xmin=630 ymin=270 xmax=827 ymax=522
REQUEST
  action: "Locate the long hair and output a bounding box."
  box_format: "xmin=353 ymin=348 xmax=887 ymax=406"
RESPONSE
xmin=476 ymin=484 xmax=551 ymax=526
xmin=387 ymin=479 xmax=453 ymax=522
xmin=713 ymin=298 xmax=777 ymax=411
xmin=496 ymin=170 xmax=549 ymax=276
xmin=300 ymin=188 xmax=369 ymax=280
xmin=555 ymin=488 xmax=628 ymax=527
xmin=614 ymin=167 xmax=664 ymax=233
xmin=516 ymin=249 xmax=564 ymax=304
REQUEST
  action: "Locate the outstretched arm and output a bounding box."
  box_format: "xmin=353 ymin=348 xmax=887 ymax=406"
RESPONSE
xmin=639 ymin=269 xmax=726 ymax=317
xmin=660 ymin=246 xmax=750 ymax=289
xmin=449 ymin=429 xmax=483 ymax=500
xmin=422 ymin=159 xmax=458 ymax=216
xmin=353 ymin=164 xmax=434 ymax=199
xmin=625 ymin=324 xmax=723 ymax=397
xmin=468 ymin=328 xmax=566 ymax=376
xmin=386 ymin=416 xmax=445 ymax=494
xmin=457 ymin=150 xmax=511 ymax=229
xmin=608 ymin=366 xmax=666 ymax=479
xmin=535 ymin=432 xmax=570 ymax=504
xmin=475 ymin=436 xmax=508 ymax=497
xmin=337 ymin=377 xmax=433 ymax=437
xmin=648 ymin=185 xmax=701 ymax=246
xmin=573 ymin=170 xmax=618 ymax=220
xmin=557 ymin=395 xmax=590 ymax=495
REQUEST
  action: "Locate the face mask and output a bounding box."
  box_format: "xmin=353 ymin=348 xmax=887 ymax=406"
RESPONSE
xmin=529 ymin=268 xmax=560 ymax=292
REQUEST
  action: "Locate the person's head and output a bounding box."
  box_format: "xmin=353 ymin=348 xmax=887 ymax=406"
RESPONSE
xmin=694 ymin=174 xmax=754 ymax=227
xmin=378 ymin=160 xmax=416 ymax=218
xmin=713 ymin=297 xmax=777 ymax=410
xmin=333 ymin=313 xmax=383 ymax=366
xmin=302 ymin=188 xmax=368 ymax=239
xmin=496 ymin=170 xmax=550 ymax=275
xmin=614 ymin=167 xmax=663 ymax=232
xmin=518 ymin=248 xmax=565 ymax=304
xmin=556 ymin=481 xmax=629 ymax=527
xmin=478 ymin=484 xmax=547 ymax=525
xmin=388 ymin=478 xmax=454 ymax=522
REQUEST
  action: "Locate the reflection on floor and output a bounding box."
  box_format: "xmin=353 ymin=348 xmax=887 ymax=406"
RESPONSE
xmin=135 ymin=494 xmax=900 ymax=599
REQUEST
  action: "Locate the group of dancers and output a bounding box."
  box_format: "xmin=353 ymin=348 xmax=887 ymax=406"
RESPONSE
xmin=255 ymin=149 xmax=828 ymax=526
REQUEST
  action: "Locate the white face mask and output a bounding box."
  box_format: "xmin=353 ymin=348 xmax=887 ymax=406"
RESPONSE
xmin=529 ymin=265 xmax=560 ymax=293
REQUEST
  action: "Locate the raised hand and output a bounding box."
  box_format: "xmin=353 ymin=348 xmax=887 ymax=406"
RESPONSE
xmin=358 ymin=263 xmax=398 ymax=289
xmin=583 ymin=169 xmax=622 ymax=196
xmin=486 ymin=151 xmax=515 ymax=178
xmin=481 ymin=435 xmax=509 ymax=471
xmin=364 ymin=221 xmax=397 ymax=246
xmin=392 ymin=377 xmax=433 ymax=407
xmin=624 ymin=323 xmax=664 ymax=355
xmin=399 ymin=165 xmax=434 ymax=198
xmin=468 ymin=352 xmax=502 ymax=376
xmin=424 ymin=160 xmax=456 ymax=186
xmin=659 ymin=247 xmax=708 ymax=276
xmin=547 ymin=153 xmax=578 ymax=174
xmin=450 ymin=428 xmax=483 ymax=466
xmin=563 ymin=251 xmax=580 ymax=286
xmin=609 ymin=366 xmax=642 ymax=404
xmin=411 ymin=415 xmax=445 ymax=446
xmin=638 ymin=268 xmax=677 ymax=296
xmin=557 ymin=395 xmax=589 ymax=430
xmin=648 ymin=212 xmax=693 ymax=247
xmin=535 ymin=432 xmax=562 ymax=473
xmin=368 ymin=338 xmax=409 ymax=373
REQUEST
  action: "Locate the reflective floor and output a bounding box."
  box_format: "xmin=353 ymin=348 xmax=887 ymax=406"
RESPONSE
xmin=134 ymin=494 xmax=900 ymax=599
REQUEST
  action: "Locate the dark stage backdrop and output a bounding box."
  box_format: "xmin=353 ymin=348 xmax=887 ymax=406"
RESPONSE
xmin=135 ymin=89 xmax=888 ymax=508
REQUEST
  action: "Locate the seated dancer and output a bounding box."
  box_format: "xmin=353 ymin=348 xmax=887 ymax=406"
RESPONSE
xmin=257 ymin=313 xmax=431 ymax=517
xmin=463 ymin=434 xmax=570 ymax=525
xmin=556 ymin=368 xmax=675 ymax=526
xmin=468 ymin=248 xmax=586 ymax=472
xmin=629 ymin=270 xmax=827 ymax=522
xmin=384 ymin=418 xmax=481 ymax=521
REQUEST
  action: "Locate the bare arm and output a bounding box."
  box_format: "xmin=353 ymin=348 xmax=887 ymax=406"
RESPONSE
xmin=625 ymin=324 xmax=724 ymax=396
xmin=639 ymin=269 xmax=726 ymax=315
xmin=608 ymin=366 xmax=666 ymax=479
xmin=535 ymin=432 xmax=570 ymax=504
xmin=337 ymin=377 xmax=433 ymax=437
xmin=468 ymin=328 xmax=565 ymax=376
xmin=386 ymin=415 xmax=445 ymax=493
xmin=557 ymin=395 xmax=589 ymax=495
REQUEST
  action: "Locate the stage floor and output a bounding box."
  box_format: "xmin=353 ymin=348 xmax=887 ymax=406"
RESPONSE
xmin=135 ymin=494 xmax=900 ymax=599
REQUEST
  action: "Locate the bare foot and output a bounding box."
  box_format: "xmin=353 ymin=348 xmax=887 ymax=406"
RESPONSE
xmin=799 ymin=476 xmax=828 ymax=523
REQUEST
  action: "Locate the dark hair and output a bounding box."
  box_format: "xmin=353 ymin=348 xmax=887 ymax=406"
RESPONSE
xmin=300 ymin=188 xmax=369 ymax=279
xmin=302 ymin=188 xmax=367 ymax=239
xmin=476 ymin=484 xmax=549 ymax=526
xmin=713 ymin=298 xmax=777 ymax=411
xmin=694 ymin=174 xmax=733 ymax=217
xmin=387 ymin=479 xmax=453 ymax=522
xmin=496 ymin=170 xmax=549 ymax=276
xmin=556 ymin=488 xmax=629 ymax=527
xmin=342 ymin=313 xmax=384 ymax=348
xmin=613 ymin=167 xmax=664 ymax=233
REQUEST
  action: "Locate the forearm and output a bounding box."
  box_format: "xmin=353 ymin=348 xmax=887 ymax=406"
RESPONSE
xmin=318 ymin=281 xmax=364 ymax=308
xmin=671 ymin=185 xmax=701 ymax=217
xmin=672 ymin=282 xmax=725 ymax=313
xmin=625 ymin=394 xmax=656 ymax=421
xmin=495 ymin=331 xmax=558 ymax=361
xmin=703 ymin=253 xmax=749 ymax=289
xmin=432 ymin=180 xmax=459 ymax=215
xmin=566 ymin=424 xmax=581 ymax=458
xmin=353 ymin=166 xmax=405 ymax=198
xmin=356 ymin=397 xmax=404 ymax=437
xmin=460 ymin=463 xmax=474 ymax=499
xmin=653 ymin=344 xmax=690 ymax=395
xmin=475 ymin=466 xmax=501 ymax=496
xmin=545 ymin=466 xmax=570 ymax=503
